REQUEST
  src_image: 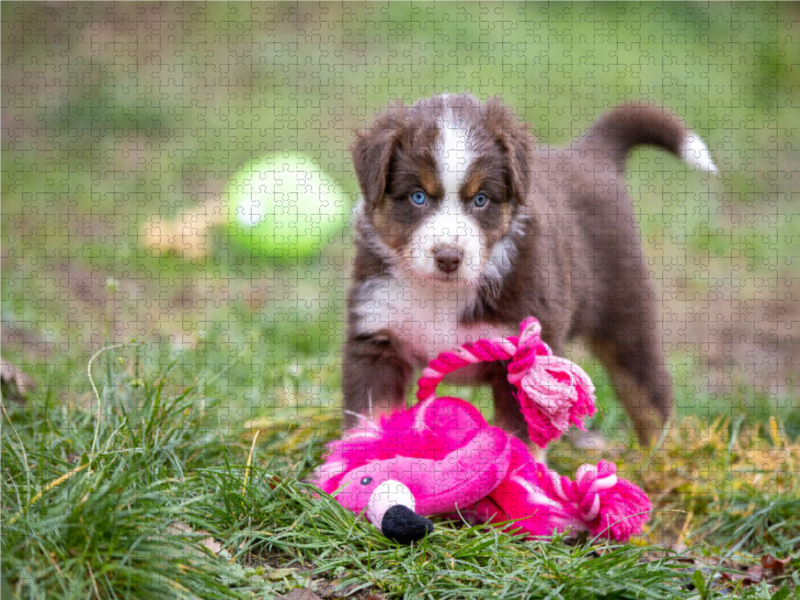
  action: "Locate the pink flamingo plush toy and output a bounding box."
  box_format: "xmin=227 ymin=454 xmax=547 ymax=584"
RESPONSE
xmin=313 ymin=317 xmax=651 ymax=544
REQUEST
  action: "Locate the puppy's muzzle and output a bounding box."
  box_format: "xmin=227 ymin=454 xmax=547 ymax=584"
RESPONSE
xmin=434 ymin=246 xmax=463 ymax=274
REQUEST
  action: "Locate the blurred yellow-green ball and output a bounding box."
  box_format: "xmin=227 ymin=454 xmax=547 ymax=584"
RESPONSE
xmin=225 ymin=153 xmax=346 ymax=257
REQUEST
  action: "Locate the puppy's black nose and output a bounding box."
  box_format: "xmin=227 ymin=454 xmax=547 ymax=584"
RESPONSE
xmin=434 ymin=247 xmax=463 ymax=274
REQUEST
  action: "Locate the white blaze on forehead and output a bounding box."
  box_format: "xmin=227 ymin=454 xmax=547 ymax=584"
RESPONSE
xmin=417 ymin=105 xmax=485 ymax=283
xmin=435 ymin=109 xmax=476 ymax=193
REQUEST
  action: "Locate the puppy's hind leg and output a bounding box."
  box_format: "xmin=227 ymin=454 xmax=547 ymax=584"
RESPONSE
xmin=590 ymin=320 xmax=674 ymax=448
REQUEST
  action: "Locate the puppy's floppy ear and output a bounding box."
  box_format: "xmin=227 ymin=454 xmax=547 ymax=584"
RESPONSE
xmin=351 ymin=122 xmax=401 ymax=209
xmin=485 ymin=98 xmax=533 ymax=205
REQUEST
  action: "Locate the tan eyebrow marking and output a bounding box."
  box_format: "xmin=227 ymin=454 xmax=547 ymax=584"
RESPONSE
xmin=462 ymin=169 xmax=486 ymax=200
xmin=418 ymin=169 xmax=441 ymax=197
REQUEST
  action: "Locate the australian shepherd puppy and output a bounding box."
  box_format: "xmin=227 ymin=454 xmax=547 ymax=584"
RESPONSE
xmin=343 ymin=93 xmax=717 ymax=447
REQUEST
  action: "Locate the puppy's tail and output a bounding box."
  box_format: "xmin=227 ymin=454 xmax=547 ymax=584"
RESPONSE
xmin=577 ymin=101 xmax=718 ymax=174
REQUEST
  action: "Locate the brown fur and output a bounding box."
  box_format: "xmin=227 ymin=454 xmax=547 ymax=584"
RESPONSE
xmin=345 ymin=95 xmax=701 ymax=446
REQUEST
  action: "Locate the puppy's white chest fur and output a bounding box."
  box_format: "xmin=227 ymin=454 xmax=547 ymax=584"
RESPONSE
xmin=352 ymin=272 xmax=511 ymax=363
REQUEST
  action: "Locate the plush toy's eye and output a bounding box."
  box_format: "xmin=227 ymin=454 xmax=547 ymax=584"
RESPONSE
xmin=411 ymin=191 xmax=427 ymax=206
xmin=473 ymin=193 xmax=488 ymax=208
xmin=360 ymin=477 xmax=373 ymax=486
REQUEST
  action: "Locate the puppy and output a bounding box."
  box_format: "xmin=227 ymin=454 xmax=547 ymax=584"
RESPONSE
xmin=343 ymin=94 xmax=717 ymax=447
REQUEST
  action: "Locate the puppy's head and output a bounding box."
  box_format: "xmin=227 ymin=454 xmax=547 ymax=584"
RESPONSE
xmin=352 ymin=94 xmax=532 ymax=287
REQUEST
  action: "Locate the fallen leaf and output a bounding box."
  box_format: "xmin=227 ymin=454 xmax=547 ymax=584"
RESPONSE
xmin=720 ymin=571 xmax=748 ymax=583
xmin=166 ymin=522 xmax=222 ymax=555
xmin=761 ymin=554 xmax=790 ymax=577
xmin=745 ymin=564 xmax=763 ymax=584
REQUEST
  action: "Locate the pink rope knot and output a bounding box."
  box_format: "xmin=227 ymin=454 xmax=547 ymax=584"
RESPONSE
xmin=571 ymin=461 xmax=652 ymax=540
xmin=531 ymin=460 xmax=651 ymax=541
xmin=416 ymin=316 xmax=596 ymax=447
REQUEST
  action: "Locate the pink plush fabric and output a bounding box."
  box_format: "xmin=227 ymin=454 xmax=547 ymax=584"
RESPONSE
xmin=313 ymin=317 xmax=651 ymax=542
xmin=482 ymin=438 xmax=651 ymax=539
xmin=317 ymin=397 xmax=512 ymax=518
xmin=312 ymin=396 xmax=650 ymax=542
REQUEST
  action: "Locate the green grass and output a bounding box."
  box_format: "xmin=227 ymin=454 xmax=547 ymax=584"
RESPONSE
xmin=3 ymin=2 xmax=800 ymax=598
xmin=3 ymin=347 xmax=800 ymax=599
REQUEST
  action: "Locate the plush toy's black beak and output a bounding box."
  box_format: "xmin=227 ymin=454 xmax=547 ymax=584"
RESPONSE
xmin=381 ymin=504 xmax=434 ymax=545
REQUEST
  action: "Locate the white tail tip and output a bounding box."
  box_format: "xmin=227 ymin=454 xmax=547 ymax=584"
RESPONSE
xmin=680 ymin=132 xmax=719 ymax=174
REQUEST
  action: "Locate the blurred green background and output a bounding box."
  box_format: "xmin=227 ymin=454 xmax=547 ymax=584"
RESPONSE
xmin=3 ymin=2 xmax=799 ymax=440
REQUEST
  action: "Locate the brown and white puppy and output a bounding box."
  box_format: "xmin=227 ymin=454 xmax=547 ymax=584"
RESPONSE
xmin=344 ymin=94 xmax=717 ymax=447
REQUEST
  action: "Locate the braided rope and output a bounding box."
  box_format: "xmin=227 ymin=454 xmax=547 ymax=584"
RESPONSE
xmin=416 ymin=317 xmax=546 ymax=403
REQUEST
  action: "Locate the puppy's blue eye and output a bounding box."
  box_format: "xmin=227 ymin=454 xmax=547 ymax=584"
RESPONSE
xmin=360 ymin=477 xmax=373 ymax=486
xmin=473 ymin=193 xmax=488 ymax=208
xmin=411 ymin=191 xmax=427 ymax=206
